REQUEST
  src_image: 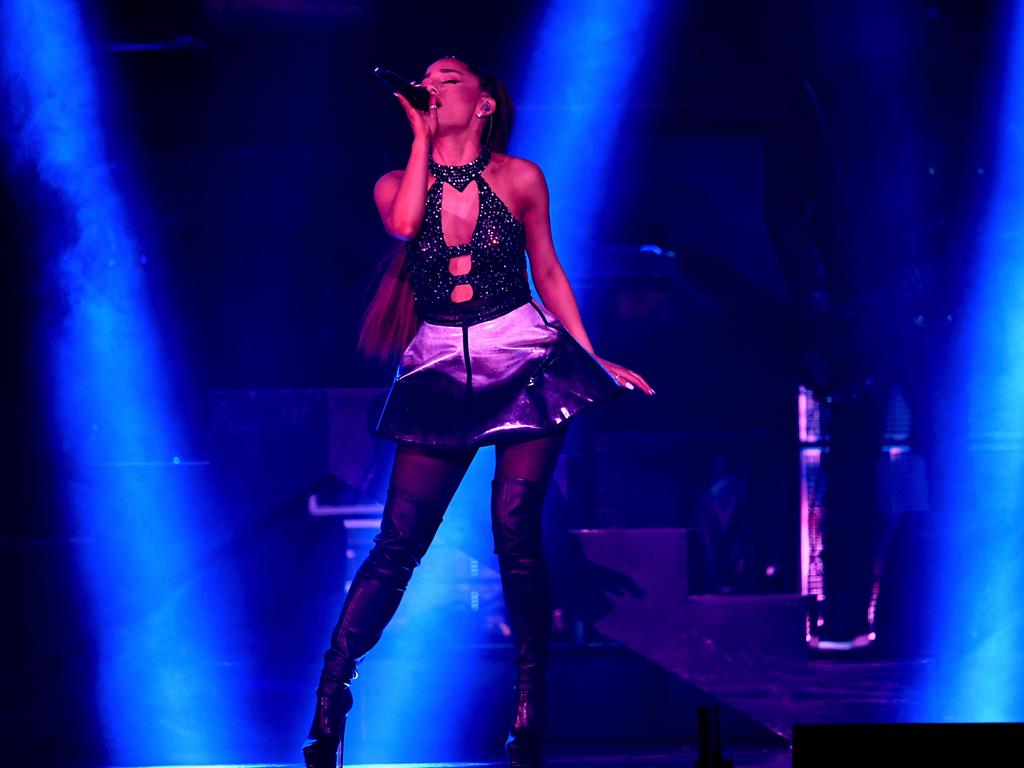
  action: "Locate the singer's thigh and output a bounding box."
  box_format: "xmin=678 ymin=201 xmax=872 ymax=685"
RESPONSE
xmin=493 ymin=426 xmax=568 ymax=487
xmin=388 ymin=441 xmax=478 ymax=509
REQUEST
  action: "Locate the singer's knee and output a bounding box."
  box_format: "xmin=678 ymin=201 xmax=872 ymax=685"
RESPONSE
xmin=490 ymin=475 xmax=546 ymax=562
xmin=362 ymin=486 xmax=444 ymax=588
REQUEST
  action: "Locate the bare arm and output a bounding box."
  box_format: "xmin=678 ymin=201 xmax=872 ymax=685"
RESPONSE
xmin=519 ymin=160 xmax=596 ymax=352
xmin=520 ymin=160 xmax=655 ymax=395
xmin=373 ymin=93 xmax=437 ymax=240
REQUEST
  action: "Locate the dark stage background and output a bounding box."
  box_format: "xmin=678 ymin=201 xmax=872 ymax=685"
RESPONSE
xmin=3 ymin=1 xmax=1005 ymax=766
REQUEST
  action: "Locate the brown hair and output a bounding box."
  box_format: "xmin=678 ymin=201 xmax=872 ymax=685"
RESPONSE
xmin=357 ymin=57 xmax=515 ymax=363
xmin=465 ymin=59 xmax=515 ymax=153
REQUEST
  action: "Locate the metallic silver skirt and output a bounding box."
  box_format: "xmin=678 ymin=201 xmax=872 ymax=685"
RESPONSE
xmin=375 ymin=300 xmax=621 ymax=448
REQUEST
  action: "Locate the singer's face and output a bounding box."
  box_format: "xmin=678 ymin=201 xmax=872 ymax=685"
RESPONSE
xmin=418 ymin=58 xmax=489 ymax=126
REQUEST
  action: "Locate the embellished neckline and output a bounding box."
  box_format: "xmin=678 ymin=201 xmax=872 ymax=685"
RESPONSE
xmin=429 ymin=146 xmax=492 ymax=192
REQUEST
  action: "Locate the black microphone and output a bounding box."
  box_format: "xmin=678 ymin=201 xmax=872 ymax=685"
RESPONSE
xmin=373 ymin=67 xmax=431 ymax=112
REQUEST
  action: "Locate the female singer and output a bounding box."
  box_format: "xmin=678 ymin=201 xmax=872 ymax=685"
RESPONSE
xmin=303 ymin=55 xmax=653 ymax=768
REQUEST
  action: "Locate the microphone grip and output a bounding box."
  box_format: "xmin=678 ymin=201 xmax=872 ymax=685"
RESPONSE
xmin=373 ymin=67 xmax=432 ymax=112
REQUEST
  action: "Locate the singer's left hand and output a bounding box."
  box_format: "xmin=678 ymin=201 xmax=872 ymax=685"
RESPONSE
xmin=595 ymin=356 xmax=655 ymax=395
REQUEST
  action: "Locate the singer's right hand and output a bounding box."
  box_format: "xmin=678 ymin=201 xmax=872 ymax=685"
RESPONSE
xmin=394 ymin=91 xmax=438 ymax=145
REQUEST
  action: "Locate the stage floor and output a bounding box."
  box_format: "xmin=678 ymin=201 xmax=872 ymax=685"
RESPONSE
xmin=110 ymin=747 xmax=793 ymax=768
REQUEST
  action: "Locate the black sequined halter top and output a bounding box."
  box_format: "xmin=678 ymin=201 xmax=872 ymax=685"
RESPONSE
xmin=405 ymin=146 xmax=531 ymax=326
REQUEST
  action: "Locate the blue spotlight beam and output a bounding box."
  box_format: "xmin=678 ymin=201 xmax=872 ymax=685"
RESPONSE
xmin=511 ymin=0 xmax=661 ymax=285
xmin=926 ymin=1 xmax=1024 ymax=722
xmin=3 ymin=1 xmax=242 ymax=762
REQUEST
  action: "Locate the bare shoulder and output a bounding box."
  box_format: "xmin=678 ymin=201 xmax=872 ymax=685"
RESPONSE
xmin=374 ymin=169 xmax=404 ymax=193
xmin=489 ymin=154 xmax=547 ymax=221
xmin=491 ymin=152 xmax=545 ymax=188
xmin=373 ymin=169 xmax=405 ymax=207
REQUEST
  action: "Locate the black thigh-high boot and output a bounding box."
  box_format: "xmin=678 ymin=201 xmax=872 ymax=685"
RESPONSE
xmin=304 ymin=485 xmax=446 ymax=768
xmin=491 ymin=476 xmax=551 ymax=768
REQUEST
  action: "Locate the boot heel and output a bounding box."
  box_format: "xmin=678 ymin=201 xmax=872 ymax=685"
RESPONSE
xmin=303 ymin=686 xmax=353 ymax=767
xmin=506 ymin=684 xmax=546 ymax=767
xmin=302 ymin=737 xmax=341 ymax=768
xmin=507 ymin=735 xmax=543 ymax=768
xmin=302 ymin=717 xmax=346 ymax=768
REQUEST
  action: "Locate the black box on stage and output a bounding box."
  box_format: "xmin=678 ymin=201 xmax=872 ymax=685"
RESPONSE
xmin=793 ymin=722 xmax=1024 ymax=766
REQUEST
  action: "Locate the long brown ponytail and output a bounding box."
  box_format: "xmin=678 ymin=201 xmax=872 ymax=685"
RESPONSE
xmin=356 ymin=240 xmax=419 ymax=363
xmin=357 ymin=58 xmax=515 ymax=363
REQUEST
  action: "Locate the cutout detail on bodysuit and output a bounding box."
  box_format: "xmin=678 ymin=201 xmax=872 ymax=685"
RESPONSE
xmin=436 ymin=177 xmax=480 ymax=304
xmin=439 ymin=179 xmax=481 ymax=248
xmin=448 ymin=255 xmax=472 ymax=276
